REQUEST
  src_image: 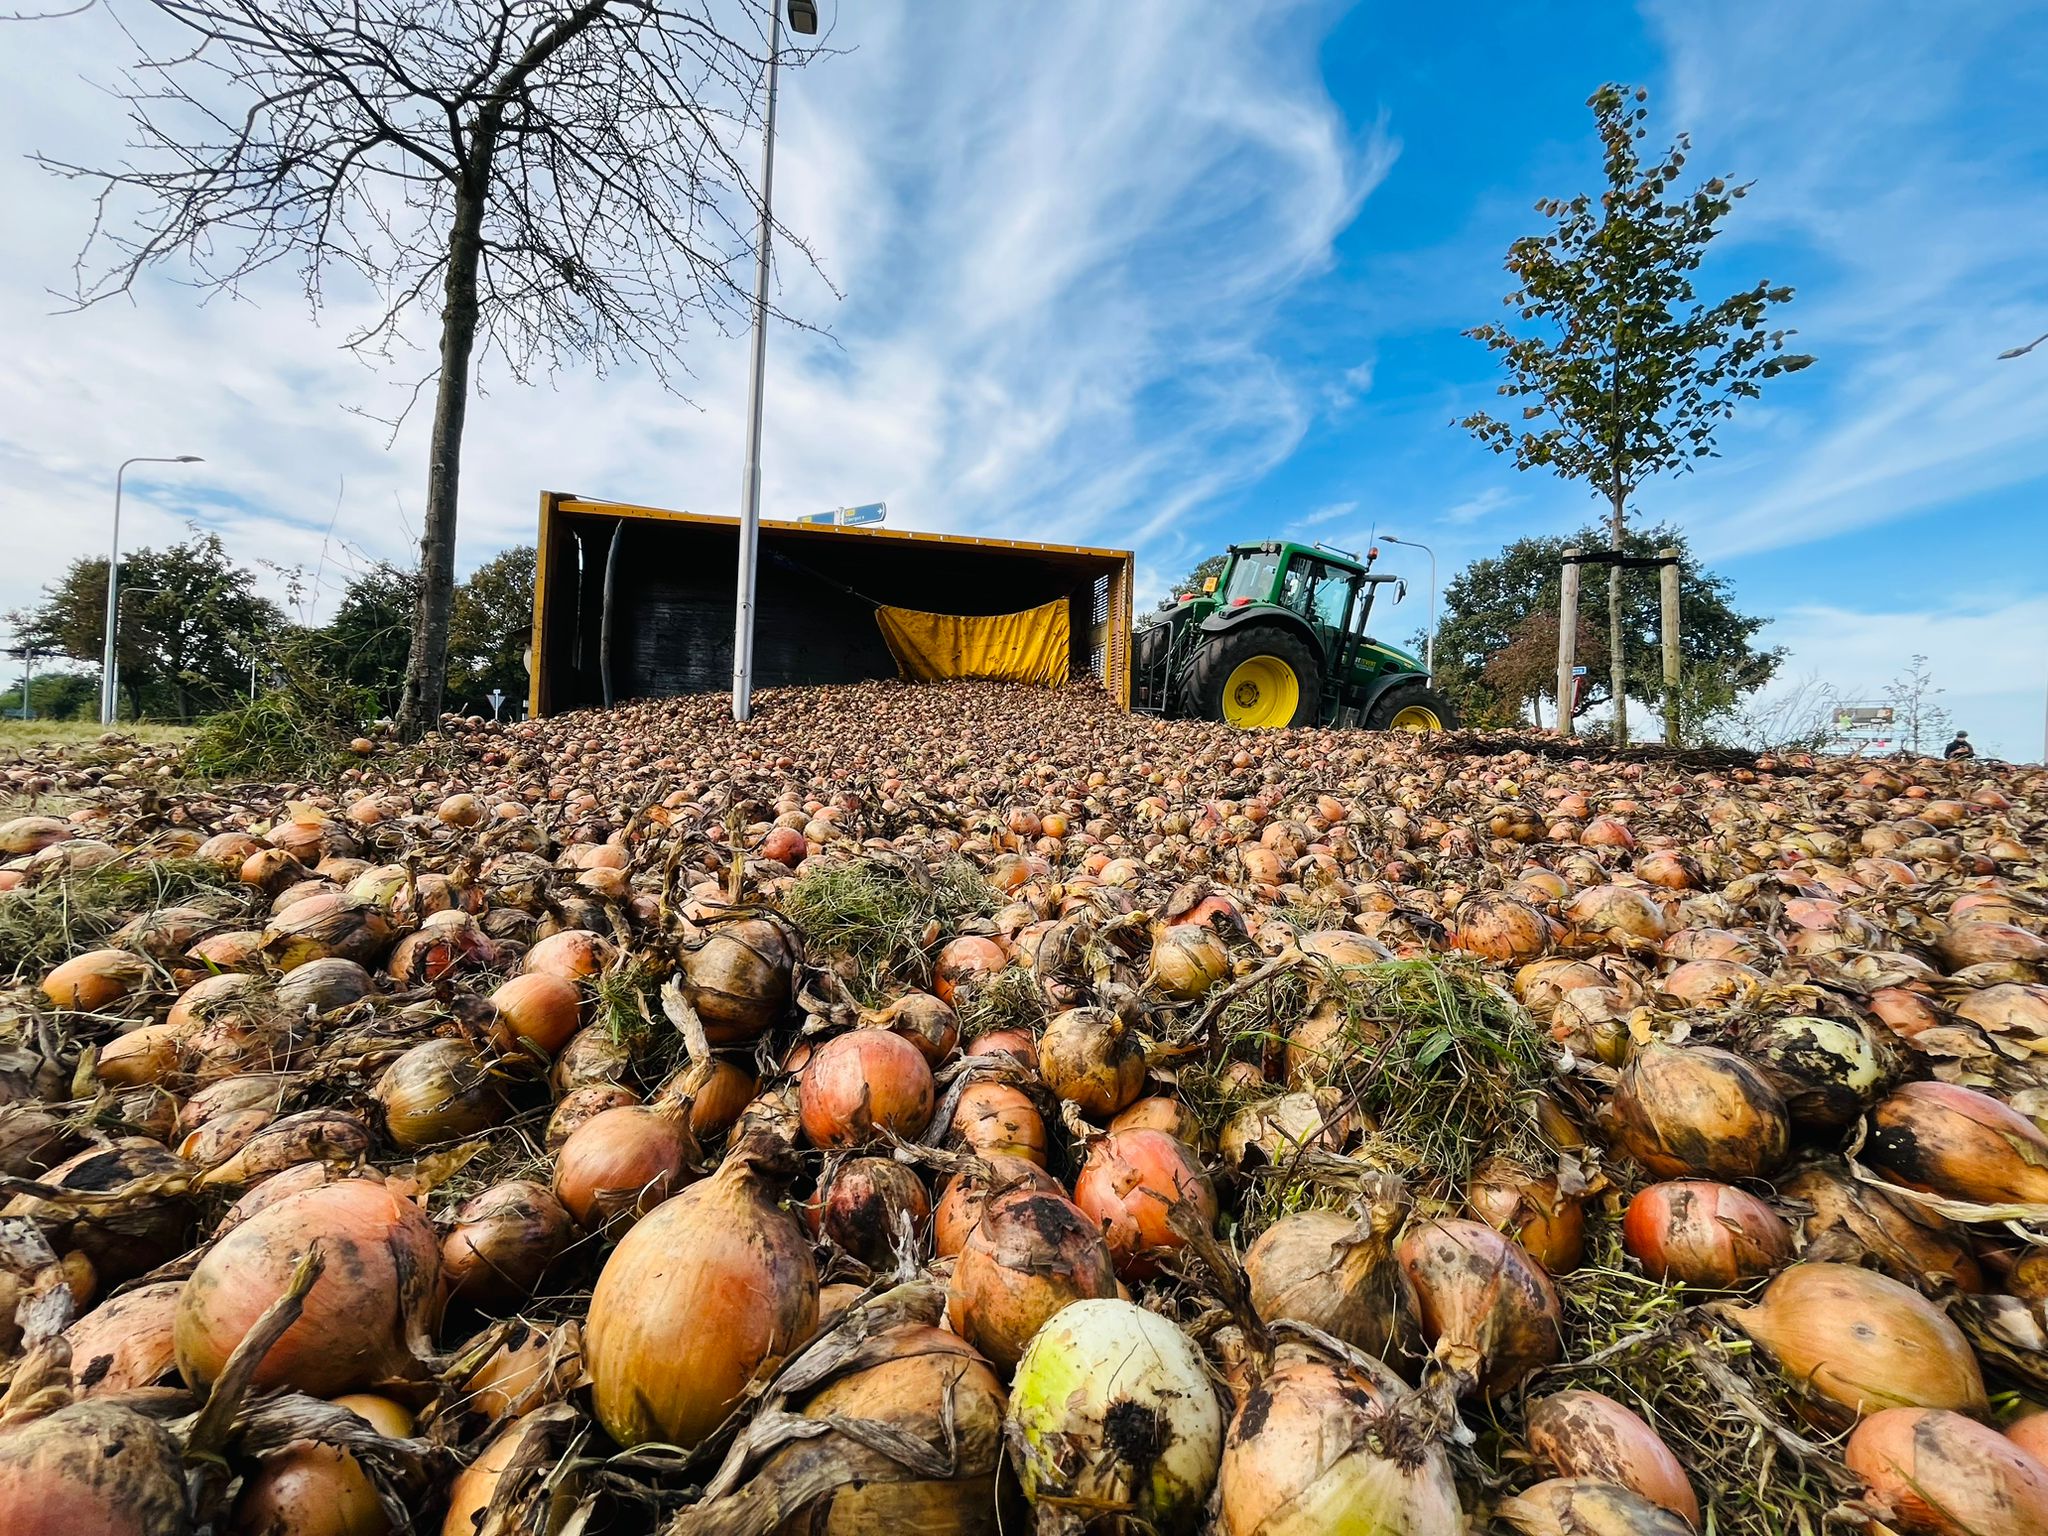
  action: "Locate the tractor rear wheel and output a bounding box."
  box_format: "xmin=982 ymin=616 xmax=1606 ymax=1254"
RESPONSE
xmin=1366 ymin=681 xmax=1458 ymax=732
xmin=1183 ymin=626 xmax=1321 ymax=729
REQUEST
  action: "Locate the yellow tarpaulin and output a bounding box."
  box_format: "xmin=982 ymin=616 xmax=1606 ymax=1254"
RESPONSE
xmin=875 ymin=598 xmax=1070 ymax=687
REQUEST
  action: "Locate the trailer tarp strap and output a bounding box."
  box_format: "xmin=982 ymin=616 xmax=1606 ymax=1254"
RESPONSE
xmin=874 ymin=599 xmax=1070 ymax=687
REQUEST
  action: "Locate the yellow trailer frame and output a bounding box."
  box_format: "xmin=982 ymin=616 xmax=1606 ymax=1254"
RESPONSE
xmin=528 ymin=491 xmax=1134 ymax=718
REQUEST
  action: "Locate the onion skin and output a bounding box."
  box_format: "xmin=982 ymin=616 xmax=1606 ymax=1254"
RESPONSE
xmin=1714 ymin=1262 xmax=1987 ymax=1422
xmin=681 ymin=918 xmax=794 ymax=1043
xmin=1776 ymin=1165 xmax=1983 ymax=1293
xmin=587 ymin=1132 xmax=817 ymax=1451
xmin=1847 ymin=1407 xmax=2048 ymax=1536
xmin=1622 ymin=1180 xmax=1793 ymax=1288
xmin=1604 ymin=1044 xmax=1790 ymax=1181
xmin=1217 ymin=1359 xmax=1460 ymax=1536
xmin=1398 ymin=1217 xmax=1561 ymax=1399
xmin=1497 ymin=1478 xmax=1694 ymax=1536
xmin=1072 ymin=1129 xmax=1216 ymax=1278
xmin=797 ymin=1029 xmax=935 ymax=1148
xmin=487 ymin=971 xmax=583 ymax=1058
xmin=2008 ymin=1413 xmax=2048 ymax=1465
xmin=232 ymin=1395 xmax=410 ymax=1536
xmin=63 ymin=1282 xmax=183 ymax=1398
xmin=441 ymin=1179 xmax=575 ymax=1310
xmin=0 ymin=1399 xmax=190 ymax=1536
xmin=814 ymin=1156 xmax=931 ymax=1268
xmin=174 ymin=1178 xmax=442 ymax=1397
xmin=371 ymin=1038 xmax=507 ymax=1149
xmin=932 ymin=1156 xmax=1060 ymax=1257
xmin=1468 ymin=1156 xmax=1586 ymax=1273
xmin=1525 ymin=1390 xmax=1699 ymax=1526
xmin=1867 ymin=1081 xmax=2048 ymax=1205
xmin=948 ymin=1081 xmax=1047 ymax=1164
xmin=946 ymin=1187 xmax=1118 ymax=1369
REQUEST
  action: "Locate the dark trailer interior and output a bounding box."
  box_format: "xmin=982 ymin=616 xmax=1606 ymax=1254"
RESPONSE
xmin=528 ymin=494 xmax=1134 ymax=717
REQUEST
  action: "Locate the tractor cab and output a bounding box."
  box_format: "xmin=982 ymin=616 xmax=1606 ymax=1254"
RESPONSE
xmin=1136 ymin=538 xmax=1455 ymax=732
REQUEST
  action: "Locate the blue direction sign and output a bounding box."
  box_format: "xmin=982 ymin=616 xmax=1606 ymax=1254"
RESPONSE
xmin=796 ymin=502 xmax=887 ymax=527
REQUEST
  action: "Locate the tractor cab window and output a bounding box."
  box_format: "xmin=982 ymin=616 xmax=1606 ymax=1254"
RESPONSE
xmin=1286 ymin=556 xmax=1355 ymax=631
xmin=1223 ymin=551 xmax=1281 ymax=605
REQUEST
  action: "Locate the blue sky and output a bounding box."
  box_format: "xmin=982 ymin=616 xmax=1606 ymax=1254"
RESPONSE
xmin=1 ymin=1 xmax=2043 ymax=754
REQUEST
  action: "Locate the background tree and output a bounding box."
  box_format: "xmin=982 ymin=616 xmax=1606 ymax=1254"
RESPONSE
xmin=1153 ymin=555 xmax=1229 ymax=613
xmin=446 ymin=546 xmax=537 ymax=714
xmin=1460 ymin=83 xmax=1812 ymax=744
xmin=1480 ymin=611 xmax=1607 ymax=729
xmin=323 ymin=562 xmax=422 ymax=717
xmin=1434 ymin=523 xmax=1780 ymax=729
xmin=0 ymin=670 xmax=98 ymax=721
xmin=1884 ymin=654 xmax=1952 ymax=757
xmin=44 ymin=0 xmax=821 ymax=738
xmin=7 ymin=532 xmax=281 ymax=720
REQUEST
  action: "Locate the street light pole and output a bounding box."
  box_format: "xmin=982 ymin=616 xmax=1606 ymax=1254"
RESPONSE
xmin=108 ymin=587 xmax=162 ymax=725
xmin=731 ymin=1 xmax=818 ymax=724
xmin=1378 ymin=534 xmax=1438 ymax=678
xmin=101 ymin=455 xmax=202 ymax=725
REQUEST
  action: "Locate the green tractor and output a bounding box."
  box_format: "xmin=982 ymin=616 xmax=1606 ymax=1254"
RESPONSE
xmin=1133 ymin=539 xmax=1457 ymax=731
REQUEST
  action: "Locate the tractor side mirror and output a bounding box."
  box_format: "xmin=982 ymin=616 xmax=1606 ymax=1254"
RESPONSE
xmin=1395 ymin=579 xmax=1409 ymax=603
xmin=1202 ymin=576 xmax=1219 ymax=594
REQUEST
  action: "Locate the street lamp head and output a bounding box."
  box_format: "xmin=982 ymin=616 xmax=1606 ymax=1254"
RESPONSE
xmin=175 ymin=455 xmax=203 ymax=463
xmin=786 ymin=0 xmax=818 ymax=34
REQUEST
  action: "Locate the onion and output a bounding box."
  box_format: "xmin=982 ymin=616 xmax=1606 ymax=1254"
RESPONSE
xmin=946 ymin=1186 xmax=1118 ymax=1368
xmin=0 ymin=814 xmax=71 ymax=855
xmin=41 ymin=948 xmax=152 ymax=1011
xmin=487 ymin=972 xmax=583 ymax=1059
xmin=1516 ymin=959 xmax=1633 ymax=1022
xmin=798 ymin=1029 xmax=935 ymax=1147
xmin=1777 ymin=1165 xmax=1983 ymax=1291
xmin=442 ymin=1413 xmax=567 ymax=1536
xmin=1566 ymin=885 xmax=1669 ymax=949
xmin=175 ymin=1177 xmax=441 ymax=1396
xmin=948 ymin=1080 xmax=1047 ymax=1163
xmin=1741 ymin=1015 xmax=1885 ymax=1131
xmin=1245 ymin=1189 xmax=1409 ymax=1358
xmin=5 ymin=1138 xmax=194 ymax=1283
xmin=933 ymin=1155 xmax=1060 ymax=1257
xmin=1038 ymin=1006 xmax=1146 ymax=1118
xmin=94 ymin=1023 xmax=184 ymax=1089
xmin=371 ymin=1038 xmax=508 ymax=1149
xmin=1954 ymin=982 xmax=2048 ymax=1036
xmin=1006 ymin=1298 xmax=1222 ymax=1530
xmin=549 ymin=1025 xmax=632 ymax=1094
xmin=259 ymin=892 xmax=394 ymax=973
xmin=1847 ymin=1407 xmax=2048 ymax=1536
xmin=933 ymin=935 xmax=1008 ymax=1005
xmin=1604 ymin=1043 xmax=1789 ymax=1180
xmin=522 ymin=927 xmax=616 ymax=982
xmin=1449 ymin=893 xmax=1553 ymax=964
xmin=0 ymin=1400 xmax=188 ymax=1536
xmin=1148 ymin=923 xmax=1231 ymax=1000
xmin=1660 ymin=958 xmax=1764 ymax=1009
xmin=1623 ymin=1180 xmax=1793 ymax=1288
xmin=1867 ymin=1080 xmax=2048 ymax=1205
xmin=1712 ymin=1261 xmax=1986 ymax=1421
xmin=587 ymin=1131 xmax=817 ymax=1450
xmin=1937 ymin=920 xmax=2048 ymax=972
xmin=1497 ymin=1479 xmax=1693 ymax=1536
xmin=1218 ymin=1358 xmax=1460 ymax=1536
xmin=0 ymin=1105 xmax=82 ymax=1178
xmin=859 ymin=990 xmax=959 ymax=1065
xmin=680 ymin=917 xmax=794 ymax=1043
xmin=1397 ymin=1217 xmax=1562 ymax=1399
xmin=459 ymin=1320 xmax=581 ymax=1423
xmin=1468 ymin=1156 xmax=1586 ymax=1273
xmin=1526 ymin=1390 xmax=1698 ymax=1525
xmin=1073 ymin=1128 xmax=1216 ymax=1277
xmin=275 ymin=956 xmax=376 ymax=1017
xmin=545 ymin=1083 xmax=640 ymax=1151
xmin=964 ymin=1027 xmax=1037 ymax=1068
xmin=655 ymin=1055 xmax=757 ymax=1141
xmin=187 ymin=1107 xmax=370 ymax=1194
xmin=1110 ymin=1095 xmax=1205 ymax=1142
xmin=813 ymin=1155 xmax=931 ymax=1267
xmin=63 ymin=1281 xmax=182 ymax=1398
xmin=552 ymin=1105 xmax=697 ymax=1229
xmin=441 ymin=1179 xmax=574 ymax=1310
xmin=2010 ymin=1412 xmax=2048 ymax=1465
xmin=1549 ymin=986 xmax=1634 ymax=1066
xmin=232 ymin=1394 xmax=413 ymax=1536
xmin=1221 ymin=1089 xmax=1353 ymax=1172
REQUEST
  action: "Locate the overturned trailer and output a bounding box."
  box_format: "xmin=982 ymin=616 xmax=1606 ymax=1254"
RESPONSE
xmin=527 ymin=492 xmax=1135 ymax=718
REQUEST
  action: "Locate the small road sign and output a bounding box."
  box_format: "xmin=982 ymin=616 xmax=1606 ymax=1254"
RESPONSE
xmin=797 ymin=502 xmax=887 ymax=527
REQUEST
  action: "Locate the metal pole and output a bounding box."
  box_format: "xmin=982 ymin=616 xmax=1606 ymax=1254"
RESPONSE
xmin=1556 ymin=549 xmax=1581 ymax=738
xmin=731 ymin=8 xmax=784 ymax=724
xmin=100 ymin=455 xmax=200 ymax=724
xmin=1659 ymin=548 xmax=1681 ymax=747
xmin=17 ymin=648 xmax=28 ymax=722
xmin=1377 ymin=535 xmax=1437 ymax=677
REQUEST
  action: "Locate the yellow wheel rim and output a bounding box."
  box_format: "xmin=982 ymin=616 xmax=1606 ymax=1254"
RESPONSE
xmin=1389 ymin=703 xmax=1443 ymax=732
xmin=1221 ymin=655 xmax=1300 ymax=729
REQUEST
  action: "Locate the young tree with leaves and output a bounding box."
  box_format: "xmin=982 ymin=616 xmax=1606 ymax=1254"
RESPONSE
xmin=446 ymin=545 xmax=537 ymax=713
xmin=1461 ymin=84 xmax=1812 ymax=744
xmin=42 ymin=1 xmax=820 ymax=738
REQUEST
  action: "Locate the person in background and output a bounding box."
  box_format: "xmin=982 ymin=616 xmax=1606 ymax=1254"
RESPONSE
xmin=1943 ymin=730 xmax=1975 ymax=761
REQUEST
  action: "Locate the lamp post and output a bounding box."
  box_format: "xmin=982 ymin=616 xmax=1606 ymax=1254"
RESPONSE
xmin=1376 ymin=533 xmax=1437 ymax=678
xmin=731 ymin=0 xmax=819 ymax=723
xmin=102 ymin=455 xmax=202 ymax=725
xmin=107 ymin=586 xmax=162 ymax=724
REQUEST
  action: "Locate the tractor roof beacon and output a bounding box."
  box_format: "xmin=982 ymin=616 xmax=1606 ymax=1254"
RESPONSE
xmin=1132 ymin=539 xmax=1458 ymax=732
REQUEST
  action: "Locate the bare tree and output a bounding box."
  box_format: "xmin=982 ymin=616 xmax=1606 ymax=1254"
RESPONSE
xmin=39 ymin=0 xmax=823 ymax=736
xmin=1884 ymin=654 xmax=1952 ymax=757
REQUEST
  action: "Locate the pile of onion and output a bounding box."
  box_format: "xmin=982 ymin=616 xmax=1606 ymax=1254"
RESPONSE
xmin=587 ymin=1131 xmax=817 ymax=1450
